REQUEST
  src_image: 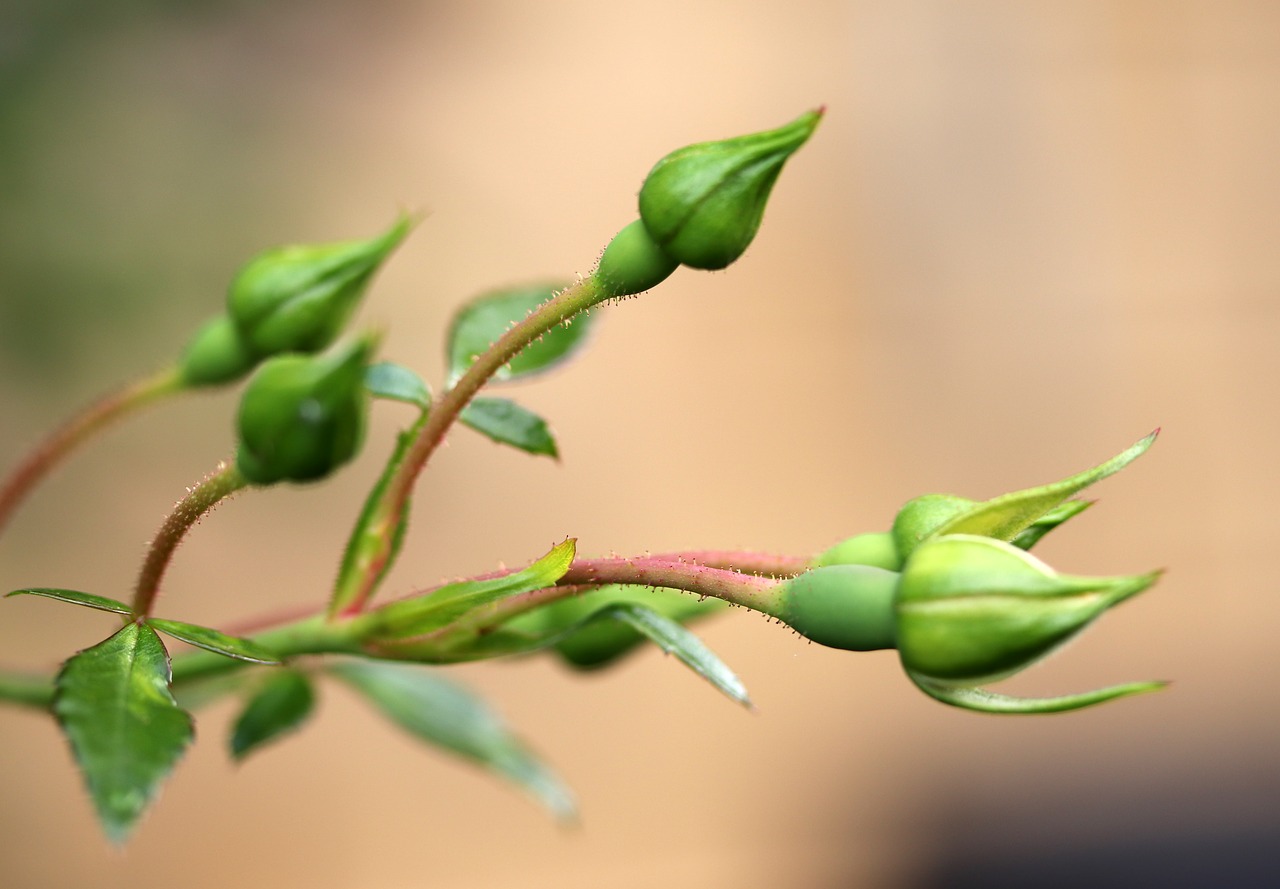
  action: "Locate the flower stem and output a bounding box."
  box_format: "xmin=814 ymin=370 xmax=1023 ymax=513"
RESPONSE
xmin=132 ymin=459 xmax=249 ymax=618
xmin=338 ymin=276 xmax=605 ymax=613
xmin=0 ymin=366 xmax=185 ymax=537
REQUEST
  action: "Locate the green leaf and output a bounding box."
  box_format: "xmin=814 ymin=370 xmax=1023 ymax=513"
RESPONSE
xmin=148 ymin=617 xmax=281 ymax=664
xmin=907 ymin=671 xmax=1168 ymax=714
xmin=330 ymin=410 xmax=426 ymax=616
xmin=442 ymin=597 xmax=748 ymax=707
xmin=460 ymin=397 xmax=558 ymax=459
xmin=54 ymin=623 xmax=193 ymax=844
xmin=373 ymin=539 xmax=576 ymax=639
xmin=230 ymin=670 xmax=316 ymax=761
xmin=445 ymin=282 xmax=593 ymax=384
xmin=939 ymin=431 xmax=1157 ymax=542
xmin=365 ymin=361 xmax=431 ymax=408
xmin=330 ymin=661 xmax=575 ymax=821
xmin=520 ymin=585 xmax=725 ymax=670
xmin=6 ymin=587 xmax=131 ymax=615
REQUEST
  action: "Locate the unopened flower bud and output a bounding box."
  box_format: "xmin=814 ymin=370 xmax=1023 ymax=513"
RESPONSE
xmin=177 ymin=315 xmax=257 ymax=387
xmin=896 ymin=535 xmax=1159 ymax=686
xmin=637 ymin=109 xmax=822 ymax=270
xmin=235 ymin=335 xmax=376 ymax=485
xmin=229 ymin=215 xmax=410 ymax=357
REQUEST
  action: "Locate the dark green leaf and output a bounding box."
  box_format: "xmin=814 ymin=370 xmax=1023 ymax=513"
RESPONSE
xmin=365 ymin=361 xmax=431 ymax=408
xmin=230 ymin=670 xmax=315 ymax=761
xmin=6 ymin=587 xmax=131 ymax=615
xmin=374 ymin=539 xmax=576 ymax=639
xmin=330 ymin=411 xmax=426 ymax=616
xmin=330 ymin=661 xmax=575 ymax=821
xmin=445 ymin=282 xmax=593 ymax=384
xmin=460 ymin=397 xmax=558 ymax=459
xmin=54 ymin=623 xmax=193 ymax=844
xmin=148 ymin=617 xmax=281 ymax=664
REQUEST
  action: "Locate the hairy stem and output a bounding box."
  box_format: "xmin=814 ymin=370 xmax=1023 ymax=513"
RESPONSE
xmin=0 ymin=367 xmax=185 ymax=537
xmin=338 ymin=276 xmax=605 ymax=613
xmin=132 ymin=460 xmax=249 ymax=618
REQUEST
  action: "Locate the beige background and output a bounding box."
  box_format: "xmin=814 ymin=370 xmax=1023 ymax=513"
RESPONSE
xmin=1 ymin=2 xmax=1276 ymax=886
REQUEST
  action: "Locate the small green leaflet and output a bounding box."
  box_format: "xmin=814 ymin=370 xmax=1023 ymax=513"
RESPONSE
xmin=330 ymin=661 xmax=576 ymax=821
xmin=6 ymin=587 xmax=131 ymax=614
xmin=330 ymin=411 xmax=427 ymax=616
xmin=54 ymin=623 xmax=193 ymax=844
xmin=442 ymin=599 xmax=749 ymax=708
xmin=231 ymin=670 xmax=316 ymax=761
xmin=373 ymin=539 xmax=576 ymax=639
xmin=907 ymin=671 xmax=1168 ymax=715
xmin=365 ymin=361 xmax=431 ymax=409
xmin=445 ymin=282 xmax=594 ymax=384
xmin=939 ymin=431 xmax=1156 ymax=542
xmin=461 ymin=397 xmax=558 ymax=459
xmin=147 ymin=617 xmax=281 ymax=664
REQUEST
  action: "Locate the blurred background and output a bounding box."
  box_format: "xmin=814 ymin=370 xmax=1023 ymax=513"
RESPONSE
xmin=1 ymin=1 xmax=1277 ymax=886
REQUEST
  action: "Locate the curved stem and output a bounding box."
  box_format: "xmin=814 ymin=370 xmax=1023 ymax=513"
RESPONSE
xmin=0 ymin=548 xmax=804 ymax=710
xmin=132 ymin=459 xmax=249 ymax=618
xmin=0 ymin=366 xmax=185 ymax=537
xmin=338 ymin=276 xmax=605 ymax=614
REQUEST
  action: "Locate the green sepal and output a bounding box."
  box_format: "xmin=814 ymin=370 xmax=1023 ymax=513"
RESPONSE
xmin=230 ymin=670 xmax=315 ymax=761
xmin=460 ymin=397 xmax=558 ymax=459
xmin=329 ymin=660 xmax=576 ymax=821
xmin=147 ymin=617 xmax=281 ymax=664
xmin=371 ymin=539 xmax=576 ymax=639
xmin=365 ymin=361 xmax=431 ymax=409
xmin=177 ymin=315 xmax=257 ymax=388
xmin=445 ymin=282 xmax=594 ymax=385
xmin=6 ymin=587 xmax=131 ymax=615
xmin=1011 ymin=500 xmax=1094 ymax=550
xmin=54 ymin=623 xmax=193 ymax=844
xmin=329 ymin=411 xmax=426 ymax=616
xmin=907 ymin=671 xmax=1168 ymax=714
xmin=937 ymin=432 xmax=1157 ymax=542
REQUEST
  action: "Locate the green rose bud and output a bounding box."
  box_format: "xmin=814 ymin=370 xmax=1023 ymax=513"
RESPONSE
xmin=637 ymin=109 xmax=822 ymax=270
xmin=593 ymin=219 xmax=680 ymax=298
xmin=235 ymin=335 xmax=376 ymax=485
xmin=229 ymin=215 xmax=410 ymax=358
xmin=176 ymin=315 xmax=257 ymax=387
xmin=895 ymin=535 xmax=1158 ymax=686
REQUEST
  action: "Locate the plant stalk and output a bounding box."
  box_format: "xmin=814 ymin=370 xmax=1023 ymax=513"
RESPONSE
xmin=0 ymin=366 xmax=185 ymax=537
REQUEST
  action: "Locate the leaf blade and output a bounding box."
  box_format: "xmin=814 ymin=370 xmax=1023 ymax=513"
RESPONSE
xmin=6 ymin=587 xmax=132 ymax=615
xmin=230 ymin=670 xmax=316 ymax=761
xmin=148 ymin=617 xmax=282 ymax=664
xmin=907 ymin=671 xmax=1168 ymax=714
xmin=445 ymin=282 xmax=594 ymax=384
xmin=365 ymin=361 xmax=432 ymax=408
xmin=460 ymin=397 xmax=558 ymax=459
xmin=330 ymin=660 xmax=575 ymax=821
xmin=54 ymin=623 xmax=193 ymax=844
xmin=374 ymin=539 xmax=576 ymax=639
